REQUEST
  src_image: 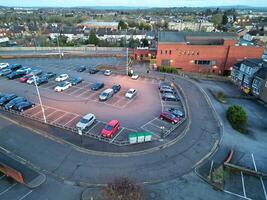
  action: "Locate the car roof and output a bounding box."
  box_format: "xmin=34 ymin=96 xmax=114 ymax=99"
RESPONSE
xmin=108 ymin=119 xmax=119 ymax=126
xmin=103 ymin=88 xmax=113 ymax=93
xmin=128 ymin=88 xmax=135 ymax=92
xmin=83 ymin=113 xmax=94 ymax=119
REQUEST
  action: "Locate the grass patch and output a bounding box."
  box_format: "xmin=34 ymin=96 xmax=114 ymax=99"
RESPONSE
xmin=158 ymin=66 xmax=178 ymax=74
xmin=212 ymin=166 xmax=224 ymax=186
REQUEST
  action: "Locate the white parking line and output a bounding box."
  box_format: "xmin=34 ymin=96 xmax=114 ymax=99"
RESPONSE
xmin=69 ymin=87 xmax=84 ymax=95
xmin=141 ymin=117 xmax=159 ymax=130
xmin=63 ymin=115 xmax=80 ymax=127
xmin=77 ymin=89 xmax=91 ymax=97
xmin=85 ymin=121 xmax=101 ymax=135
xmin=51 ymin=113 xmax=68 ymax=124
xmin=17 ymin=190 xmax=33 ymax=200
xmin=251 ymin=153 xmax=267 ymax=200
xmin=0 ymin=183 xmax=17 ymax=195
xmin=45 ymin=109 xmax=58 ymax=118
xmin=241 ymin=171 xmax=247 ymax=198
xmin=224 ymin=190 xmax=252 ymax=200
xmin=110 ymin=128 xmax=124 ymax=143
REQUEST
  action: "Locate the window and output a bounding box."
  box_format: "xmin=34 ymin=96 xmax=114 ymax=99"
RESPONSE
xmin=169 ymin=50 xmax=172 ymax=55
xmin=165 ymin=50 xmax=168 ymax=54
xmin=194 ymin=60 xmax=211 ymax=65
xmin=162 ymin=59 xmax=170 ymax=66
xmin=160 ymin=50 xmax=163 ymax=55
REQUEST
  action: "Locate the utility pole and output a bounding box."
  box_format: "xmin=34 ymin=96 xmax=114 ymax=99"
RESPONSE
xmin=126 ymin=47 xmax=129 ymax=76
xmin=33 ymin=74 xmax=47 ymax=123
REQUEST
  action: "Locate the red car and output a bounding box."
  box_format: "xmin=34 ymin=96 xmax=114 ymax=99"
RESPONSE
xmin=160 ymin=111 xmax=180 ymax=124
xmin=101 ymin=120 xmax=121 ymax=138
xmin=20 ymin=74 xmax=33 ymax=83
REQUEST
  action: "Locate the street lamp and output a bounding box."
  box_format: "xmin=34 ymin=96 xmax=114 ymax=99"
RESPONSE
xmin=159 ymin=126 xmax=165 ymax=141
xmin=33 ymin=74 xmax=47 ymax=123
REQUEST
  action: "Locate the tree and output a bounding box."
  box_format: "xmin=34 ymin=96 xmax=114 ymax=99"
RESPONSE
xmin=102 ymin=178 xmax=143 ymax=200
xmin=222 ymin=13 xmax=228 ymax=25
xmin=211 ymin=14 xmax=223 ymax=27
xmin=118 ymin=20 xmax=128 ymax=30
xmin=226 ymin=105 xmax=247 ymax=133
xmin=88 ymin=30 xmax=99 ymax=46
xmin=141 ymin=38 xmax=149 ymax=47
xmin=57 ymin=35 xmax=68 ymax=46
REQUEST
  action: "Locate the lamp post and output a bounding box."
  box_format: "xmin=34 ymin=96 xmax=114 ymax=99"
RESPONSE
xmin=126 ymin=47 xmax=129 ymax=76
xmin=33 ymin=74 xmax=47 ymax=123
xmin=159 ymin=126 xmax=165 ymax=141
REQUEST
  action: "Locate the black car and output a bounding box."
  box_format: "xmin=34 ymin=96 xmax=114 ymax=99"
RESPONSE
xmin=6 ymin=71 xmax=26 ymax=79
xmin=88 ymin=68 xmax=99 ymax=74
xmin=42 ymin=72 xmax=56 ymax=79
xmin=70 ymin=77 xmax=83 ymax=85
xmin=112 ymin=84 xmax=121 ymax=93
xmin=77 ymin=66 xmax=86 ymax=72
xmin=91 ymin=82 xmax=104 ymax=91
xmin=162 ymin=93 xmax=180 ymax=101
xmin=36 ymin=76 xmax=48 ymax=86
xmin=13 ymin=101 xmax=35 ymax=112
xmin=165 ymin=108 xmax=184 ymax=117
xmin=8 ymin=64 xmax=22 ymax=71
xmin=4 ymin=96 xmax=27 ymax=110
xmin=0 ymin=93 xmax=17 ymax=106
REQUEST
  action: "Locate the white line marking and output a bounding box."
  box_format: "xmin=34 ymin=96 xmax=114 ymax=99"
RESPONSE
xmin=45 ymin=109 xmax=58 ymax=118
xmin=85 ymin=121 xmax=101 ymax=135
xmin=77 ymin=89 xmax=90 ymax=97
xmin=241 ymin=171 xmax=246 ymax=198
xmin=224 ymin=190 xmax=252 ymax=200
xmin=0 ymin=183 xmax=17 ymax=195
xmin=17 ymin=190 xmax=33 ymax=200
xmin=141 ymin=127 xmax=160 ymax=139
xmin=69 ymin=87 xmax=84 ymax=95
xmin=51 ymin=113 xmax=68 ymax=124
xmin=141 ymin=117 xmax=159 ymax=130
xmin=110 ymin=128 xmax=124 ymax=143
xmin=63 ymin=115 xmax=80 ymax=127
xmin=251 ymin=153 xmax=267 ymax=200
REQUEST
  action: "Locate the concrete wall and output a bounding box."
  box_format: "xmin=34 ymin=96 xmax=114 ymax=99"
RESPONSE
xmin=0 ymin=47 xmax=125 ymax=52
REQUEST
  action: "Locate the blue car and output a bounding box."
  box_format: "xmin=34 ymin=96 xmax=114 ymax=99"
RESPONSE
xmin=4 ymin=96 xmax=27 ymax=110
xmin=91 ymin=82 xmax=104 ymax=91
xmin=13 ymin=101 xmax=35 ymax=112
xmin=0 ymin=93 xmax=17 ymax=106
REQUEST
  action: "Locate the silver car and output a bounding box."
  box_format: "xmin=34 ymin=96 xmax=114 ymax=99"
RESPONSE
xmin=76 ymin=113 xmax=96 ymax=131
xmin=99 ymin=88 xmax=114 ymax=101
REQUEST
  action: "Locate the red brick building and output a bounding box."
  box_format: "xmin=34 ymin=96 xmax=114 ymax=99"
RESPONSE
xmin=156 ymin=32 xmax=264 ymax=75
xmin=132 ymin=48 xmax=157 ymax=61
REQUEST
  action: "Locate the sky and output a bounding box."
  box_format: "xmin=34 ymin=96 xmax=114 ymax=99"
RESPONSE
xmin=0 ymin=0 xmax=267 ymax=7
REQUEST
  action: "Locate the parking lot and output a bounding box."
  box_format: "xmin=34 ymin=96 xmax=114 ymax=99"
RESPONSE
xmin=0 ymin=173 xmax=33 ymax=200
xmin=223 ymin=152 xmax=267 ymax=200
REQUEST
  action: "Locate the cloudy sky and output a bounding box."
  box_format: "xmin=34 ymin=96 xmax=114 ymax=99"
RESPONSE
xmin=1 ymin=0 xmax=267 ymax=7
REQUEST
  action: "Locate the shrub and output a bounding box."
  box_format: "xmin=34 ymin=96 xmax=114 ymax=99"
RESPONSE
xmin=158 ymin=66 xmax=177 ymax=74
xmin=226 ymin=105 xmax=247 ymax=133
xmin=102 ymin=178 xmax=143 ymax=200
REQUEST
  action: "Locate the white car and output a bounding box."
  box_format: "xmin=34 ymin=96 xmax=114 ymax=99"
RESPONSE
xmin=0 ymin=63 xmax=9 ymax=69
xmin=27 ymin=76 xmax=39 ymax=84
xmin=76 ymin=113 xmax=96 ymax=131
xmin=131 ymin=74 xmax=139 ymax=80
xmin=125 ymin=88 xmax=137 ymax=99
xmin=55 ymin=74 xmax=69 ymax=82
xmin=104 ymin=70 xmax=112 ymax=76
xmin=54 ymin=81 xmax=72 ymax=92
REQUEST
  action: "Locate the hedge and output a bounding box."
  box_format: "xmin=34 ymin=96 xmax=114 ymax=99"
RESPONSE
xmin=226 ymin=105 xmax=247 ymax=133
xmin=158 ymin=66 xmax=178 ymax=74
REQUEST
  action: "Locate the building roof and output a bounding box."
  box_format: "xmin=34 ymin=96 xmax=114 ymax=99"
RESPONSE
xmin=254 ymin=66 xmax=267 ymax=79
xmin=158 ymin=31 xmax=238 ymax=43
xmin=242 ymin=59 xmax=264 ymax=68
xmin=233 ymin=62 xmax=242 ymax=69
xmin=80 ymin=21 xmax=119 ymax=27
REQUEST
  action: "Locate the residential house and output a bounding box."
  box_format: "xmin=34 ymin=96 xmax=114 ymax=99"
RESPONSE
xmin=251 ymin=66 xmax=267 ymax=104
xmin=231 ymin=62 xmax=242 ymax=82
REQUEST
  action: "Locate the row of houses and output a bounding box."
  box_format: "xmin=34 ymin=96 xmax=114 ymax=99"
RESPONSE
xmin=231 ymin=53 xmax=267 ymax=103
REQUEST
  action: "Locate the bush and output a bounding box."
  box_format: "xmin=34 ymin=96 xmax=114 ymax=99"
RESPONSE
xmin=226 ymin=105 xmax=247 ymax=133
xmin=158 ymin=66 xmax=177 ymax=74
xmin=102 ymin=178 xmax=143 ymax=200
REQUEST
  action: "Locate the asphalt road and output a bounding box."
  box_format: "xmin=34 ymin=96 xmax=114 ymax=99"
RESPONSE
xmin=0 ymin=74 xmax=220 ymax=184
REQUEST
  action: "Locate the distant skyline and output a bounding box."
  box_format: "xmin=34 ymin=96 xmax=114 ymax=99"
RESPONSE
xmin=1 ymin=0 xmax=267 ymax=8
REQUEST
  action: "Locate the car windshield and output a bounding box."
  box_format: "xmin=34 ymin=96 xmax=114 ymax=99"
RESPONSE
xmin=170 ymin=114 xmax=176 ymax=119
xmin=105 ymin=125 xmax=113 ymax=131
xmin=59 ymin=83 xmax=66 ymax=87
xmin=129 ymin=90 xmax=134 ymax=94
xmin=102 ymin=92 xmax=108 ymax=97
xmin=80 ymin=118 xmax=90 ymax=124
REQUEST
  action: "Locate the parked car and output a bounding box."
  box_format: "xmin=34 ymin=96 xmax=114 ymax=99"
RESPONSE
xmin=69 ymin=77 xmax=83 ymax=86
xmin=4 ymin=96 xmax=27 ymax=110
xmin=101 ymin=120 xmax=121 ymax=138
xmin=16 ymin=67 xmax=31 ymax=74
xmin=0 ymin=68 xmax=12 ymax=76
xmin=165 ymin=108 xmax=184 ymax=118
xmin=125 ymin=89 xmax=137 ymax=99
xmin=131 ymin=74 xmax=139 ymax=80
xmin=99 ymin=88 xmax=114 ymax=101
xmin=0 ymin=93 xmax=17 ymax=106
xmin=160 ymin=85 xmax=174 ymax=93
xmin=76 ymin=113 xmax=96 ymax=131
xmin=55 ymin=74 xmax=69 ymax=82
xmin=77 ymin=66 xmax=86 ymax=72
xmin=13 ymin=101 xmax=35 ymax=112
xmin=29 ymin=69 xmax=42 ymax=76
xmin=104 ymin=70 xmax=112 ymax=76
xmin=6 ymin=71 xmax=27 ymax=79
xmin=0 ymin=63 xmax=9 ymax=69
xmin=8 ymin=64 xmax=22 ymax=71
xmin=160 ymin=111 xmax=180 ymax=124
xmin=161 ymin=88 xmax=176 ymax=95
xmin=112 ymin=84 xmax=121 ymax=93
xmin=162 ymin=93 xmax=179 ymax=101
xmin=36 ymin=76 xmax=48 ymax=86
xmin=88 ymin=68 xmax=99 ymax=74
xmin=91 ymin=82 xmax=104 ymax=91
xmin=20 ymin=74 xmax=33 ymax=83
xmin=43 ymin=72 xmax=56 ymax=79
xmin=159 ymin=81 xmax=172 ymax=89
xmin=27 ymin=76 xmax=39 ymax=84
xmin=54 ymin=81 xmax=72 ymax=92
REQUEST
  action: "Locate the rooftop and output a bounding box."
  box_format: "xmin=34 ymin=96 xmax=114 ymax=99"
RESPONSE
xmin=242 ymin=59 xmax=264 ymax=68
xmin=158 ymin=31 xmax=238 ymax=44
xmin=254 ymin=66 xmax=267 ymax=79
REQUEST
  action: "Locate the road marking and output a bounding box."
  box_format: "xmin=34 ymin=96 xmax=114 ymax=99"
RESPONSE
xmin=63 ymin=114 xmax=80 ymax=127
xmin=85 ymin=121 xmax=101 ymax=135
xmin=209 ymin=160 xmax=214 ymax=178
xmin=77 ymin=89 xmax=91 ymax=97
xmin=241 ymin=171 xmax=246 ymax=198
xmin=69 ymin=87 xmax=84 ymax=95
xmin=51 ymin=113 xmax=68 ymax=124
xmin=141 ymin=127 xmax=160 ymax=139
xmin=17 ymin=190 xmax=33 ymax=200
xmin=45 ymin=109 xmax=58 ymax=118
xmin=0 ymin=183 xmax=17 ymax=195
xmin=251 ymin=153 xmax=267 ymax=200
xmin=110 ymin=128 xmax=124 ymax=143
xmin=224 ymin=190 xmax=252 ymax=200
